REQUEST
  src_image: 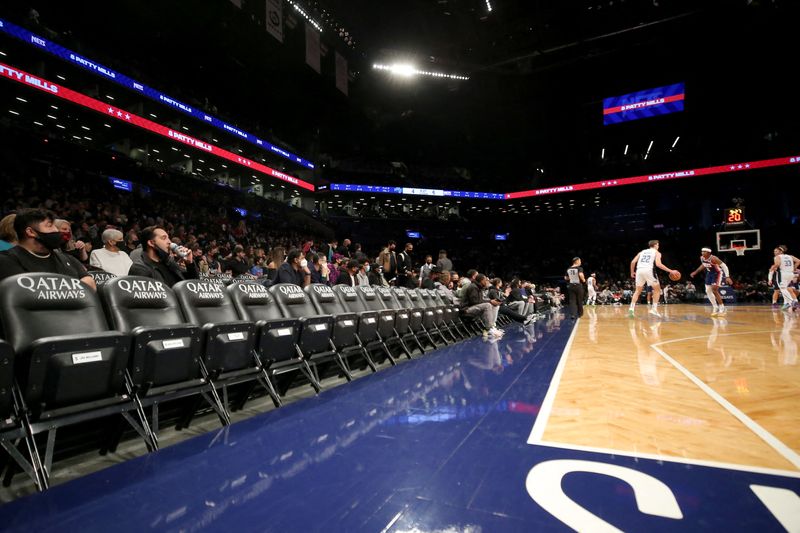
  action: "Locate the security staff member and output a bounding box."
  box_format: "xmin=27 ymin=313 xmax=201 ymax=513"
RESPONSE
xmin=565 ymin=257 xmax=585 ymax=319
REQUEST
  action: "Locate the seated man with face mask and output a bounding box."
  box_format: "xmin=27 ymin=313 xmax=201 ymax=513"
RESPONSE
xmin=0 ymin=208 xmax=97 ymax=290
xmin=128 ymin=225 xmax=197 ymax=287
xmin=89 ymin=228 xmax=133 ymax=277
xmin=276 ymin=248 xmax=312 ymax=287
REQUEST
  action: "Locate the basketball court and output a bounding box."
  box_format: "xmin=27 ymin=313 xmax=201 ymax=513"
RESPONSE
xmin=0 ymin=303 xmax=797 ymax=532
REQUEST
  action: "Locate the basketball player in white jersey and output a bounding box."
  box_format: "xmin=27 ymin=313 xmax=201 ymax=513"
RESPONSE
xmin=629 ymin=240 xmax=679 ymax=318
xmin=690 ymin=247 xmax=732 ymax=316
xmin=586 ymin=273 xmax=598 ymax=306
xmin=770 ymin=245 xmax=800 ymax=311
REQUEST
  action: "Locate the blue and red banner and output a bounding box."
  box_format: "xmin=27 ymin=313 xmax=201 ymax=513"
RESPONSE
xmin=603 ymin=83 xmax=685 ymax=125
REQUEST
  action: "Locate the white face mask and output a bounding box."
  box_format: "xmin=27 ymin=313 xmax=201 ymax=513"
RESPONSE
xmin=300 ymin=259 xmax=308 ymax=268
xmin=365 ymin=265 xmax=370 ymax=272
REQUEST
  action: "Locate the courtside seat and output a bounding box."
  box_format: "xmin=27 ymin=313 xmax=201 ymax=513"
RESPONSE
xmin=390 ymin=287 xmax=428 ymax=353
xmin=102 ymin=277 xmax=203 ymax=392
xmin=0 ymin=273 xmax=139 ymax=490
xmin=228 ymin=281 xmax=313 ymax=398
xmin=374 ymin=286 xmax=411 ymax=336
xmin=100 ymin=277 xmax=228 ymax=437
xmin=416 ymin=289 xmax=455 ymax=343
xmin=173 ymin=280 xmax=257 ymax=378
xmin=307 ymin=284 xmax=376 ymax=377
xmin=270 ymin=283 xmax=334 ymax=390
xmin=404 ymin=288 xmax=440 ymax=348
xmin=431 ymin=289 xmax=469 ymax=339
xmin=352 ymin=285 xmax=407 ymax=362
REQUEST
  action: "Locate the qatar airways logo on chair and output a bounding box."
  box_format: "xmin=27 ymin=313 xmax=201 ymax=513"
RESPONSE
xmin=339 ymin=286 xmax=356 ymax=298
xmin=236 ymin=283 xmax=270 ymax=299
xmin=17 ymin=276 xmax=86 ymax=300
xmin=312 ymin=285 xmax=334 ymax=299
xmin=118 ymin=279 xmax=167 ymax=300
xmin=185 ymin=282 xmax=225 ymax=300
xmin=278 ymin=285 xmax=305 ymax=299
xmin=360 ymin=286 xmax=376 ymax=297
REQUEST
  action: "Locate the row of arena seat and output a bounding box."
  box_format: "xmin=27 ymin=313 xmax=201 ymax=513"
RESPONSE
xmin=0 ymin=272 xmax=487 ymax=491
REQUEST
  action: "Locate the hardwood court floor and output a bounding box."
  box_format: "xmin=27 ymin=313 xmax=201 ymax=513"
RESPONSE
xmin=534 ymin=304 xmax=800 ymax=473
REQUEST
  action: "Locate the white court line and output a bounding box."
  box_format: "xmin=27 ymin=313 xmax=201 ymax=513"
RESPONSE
xmin=526 ymin=319 xmax=800 ymax=477
xmin=652 ymin=331 xmax=800 ymax=470
xmin=532 ymin=439 xmax=800 ymax=478
xmin=527 ymin=319 xmax=580 ymax=444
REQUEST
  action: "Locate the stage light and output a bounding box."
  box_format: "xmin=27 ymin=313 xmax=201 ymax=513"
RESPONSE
xmin=15 ymin=96 xmax=26 ymax=102
xmin=485 ymin=0 xmax=493 ymax=12
xmin=8 ymin=109 xmax=19 ymax=115
xmin=671 ymin=136 xmax=680 ymax=148
xmin=647 ymin=140 xmax=653 ymax=152
xmin=601 ymin=148 xmax=605 ymax=159
xmin=624 ymin=144 xmax=629 ymax=155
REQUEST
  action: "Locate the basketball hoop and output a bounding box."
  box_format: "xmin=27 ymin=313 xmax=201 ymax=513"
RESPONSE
xmin=732 ymin=243 xmax=746 ymax=256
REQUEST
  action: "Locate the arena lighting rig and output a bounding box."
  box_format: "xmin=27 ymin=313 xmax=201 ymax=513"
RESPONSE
xmin=0 ymin=62 xmax=315 ymax=192
xmin=372 ymin=63 xmax=470 ymax=81
xmin=0 ymin=17 xmax=316 ymax=170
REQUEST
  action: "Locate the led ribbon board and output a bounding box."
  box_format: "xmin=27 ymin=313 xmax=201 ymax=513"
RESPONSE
xmin=603 ymin=83 xmax=685 ymax=125
xmin=329 ymin=184 xmax=505 ymax=200
xmin=505 ymin=155 xmax=800 ymax=199
xmin=0 ymin=18 xmax=315 ymax=169
xmin=0 ymin=62 xmax=315 ymax=191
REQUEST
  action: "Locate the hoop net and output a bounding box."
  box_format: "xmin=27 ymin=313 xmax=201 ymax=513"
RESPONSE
xmin=732 ymin=243 xmax=746 ymax=256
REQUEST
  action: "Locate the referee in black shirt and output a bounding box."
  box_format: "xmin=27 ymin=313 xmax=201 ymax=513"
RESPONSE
xmin=565 ymin=257 xmax=585 ymax=319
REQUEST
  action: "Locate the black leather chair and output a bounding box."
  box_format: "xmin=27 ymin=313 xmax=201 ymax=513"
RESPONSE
xmin=0 ymin=273 xmax=141 ymax=490
xmin=0 ymin=340 xmax=14 ymax=427
xmin=373 ymin=286 xmax=415 ymax=358
xmin=416 ymin=288 xmax=457 ymax=343
xmin=306 ymin=284 xmax=376 ymax=378
xmin=352 ymin=285 xmax=408 ymax=362
xmin=389 ymin=287 xmax=428 ymax=353
xmin=431 ymin=289 xmax=470 ymax=339
xmin=173 ymin=279 xmax=259 ymax=421
xmin=402 ymin=288 xmax=440 ymax=349
xmin=101 ymin=276 xmax=227 ymax=439
xmin=270 ymin=283 xmax=334 ymax=391
xmin=228 ymin=281 xmax=313 ymax=398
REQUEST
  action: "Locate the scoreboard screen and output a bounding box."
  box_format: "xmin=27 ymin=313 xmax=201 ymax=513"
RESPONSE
xmin=603 ymin=83 xmax=685 ymax=125
xmin=724 ymin=207 xmax=745 ymax=225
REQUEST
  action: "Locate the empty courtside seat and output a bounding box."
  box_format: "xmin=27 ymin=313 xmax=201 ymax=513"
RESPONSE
xmin=331 ymin=285 xmax=381 ymax=346
xmin=306 ymin=284 xmax=376 ymax=377
xmin=0 ymin=273 xmax=136 ymax=488
xmin=228 ymin=281 xmax=313 ymax=397
xmin=390 ymin=287 xmax=428 ymax=353
xmin=101 ymin=276 xmax=203 ymax=392
xmin=0 ymin=273 xmax=131 ymax=415
xmin=173 ymin=280 xmax=256 ymax=377
xmin=270 ymin=283 xmax=334 ymax=389
xmin=404 ymin=288 xmax=440 ymax=348
xmin=416 ymin=289 xmax=454 ymax=344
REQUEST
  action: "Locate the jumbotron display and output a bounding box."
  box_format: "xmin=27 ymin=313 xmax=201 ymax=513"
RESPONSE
xmin=603 ymin=83 xmax=685 ymax=125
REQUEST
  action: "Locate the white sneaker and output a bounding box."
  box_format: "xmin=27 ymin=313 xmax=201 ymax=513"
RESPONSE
xmin=648 ymin=309 xmax=661 ymax=318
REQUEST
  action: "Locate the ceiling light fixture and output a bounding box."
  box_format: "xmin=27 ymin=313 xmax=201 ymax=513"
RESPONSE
xmin=373 ymin=63 xmax=469 ymax=81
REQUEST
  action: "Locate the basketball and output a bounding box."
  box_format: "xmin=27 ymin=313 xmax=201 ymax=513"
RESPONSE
xmin=669 ymin=271 xmax=682 ymax=281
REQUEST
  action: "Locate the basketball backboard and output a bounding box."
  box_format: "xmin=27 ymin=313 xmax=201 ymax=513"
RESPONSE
xmin=716 ymin=229 xmax=760 ymax=255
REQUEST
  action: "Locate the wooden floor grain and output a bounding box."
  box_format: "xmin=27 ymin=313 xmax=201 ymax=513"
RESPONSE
xmin=541 ymin=305 xmax=800 ymax=471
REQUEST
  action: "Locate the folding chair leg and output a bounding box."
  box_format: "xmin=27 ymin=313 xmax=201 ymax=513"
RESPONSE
xmin=197 ymin=360 xmax=231 ymax=425
xmin=258 ymin=370 xmax=283 ymax=408
xmin=14 ymin=388 xmax=48 ymax=490
xmin=0 ymin=439 xmax=42 ymax=491
xmin=295 ymin=345 xmax=322 ymax=393
xmin=394 ymin=330 xmax=414 ymax=360
xmin=352 ymin=335 xmax=379 ymax=372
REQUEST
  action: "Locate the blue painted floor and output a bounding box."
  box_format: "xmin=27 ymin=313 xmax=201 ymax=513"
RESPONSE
xmin=0 ymin=313 xmax=798 ymax=531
